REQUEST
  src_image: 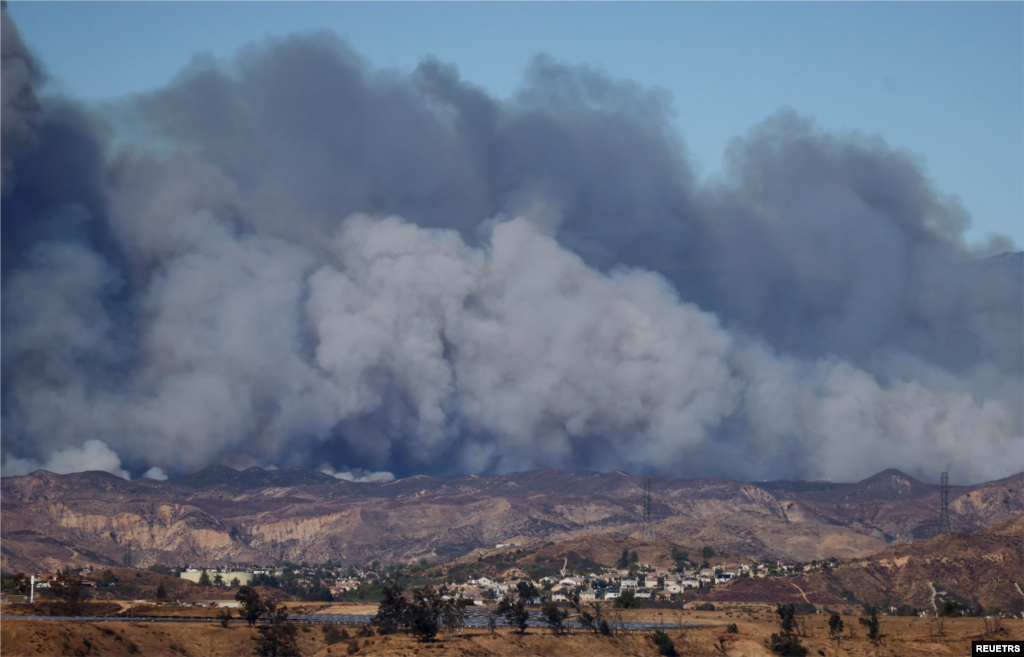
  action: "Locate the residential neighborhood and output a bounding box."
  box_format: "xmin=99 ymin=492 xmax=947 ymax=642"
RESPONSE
xmin=5 ymin=549 xmax=840 ymax=610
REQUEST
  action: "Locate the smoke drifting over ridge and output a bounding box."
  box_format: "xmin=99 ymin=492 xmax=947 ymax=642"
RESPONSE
xmin=2 ymin=12 xmax=1021 ymax=484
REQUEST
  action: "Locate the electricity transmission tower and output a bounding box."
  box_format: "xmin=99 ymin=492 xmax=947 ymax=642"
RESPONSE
xmin=938 ymin=472 xmax=951 ymax=534
xmin=641 ymin=477 xmax=656 ymax=542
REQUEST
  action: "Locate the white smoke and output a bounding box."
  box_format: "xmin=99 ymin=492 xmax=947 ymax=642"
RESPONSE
xmin=1 ymin=16 xmax=1020 ymax=484
xmin=142 ymin=466 xmax=168 ymax=480
xmin=1 ymin=439 xmax=130 ymax=479
xmin=320 ymin=466 xmax=396 ymax=483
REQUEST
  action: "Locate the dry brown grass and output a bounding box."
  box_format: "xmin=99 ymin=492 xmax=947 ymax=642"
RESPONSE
xmin=2 ymin=607 xmax=1020 ymax=657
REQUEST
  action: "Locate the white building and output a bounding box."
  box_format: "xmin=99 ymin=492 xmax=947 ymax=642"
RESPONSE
xmin=179 ymin=571 xmax=253 ymax=586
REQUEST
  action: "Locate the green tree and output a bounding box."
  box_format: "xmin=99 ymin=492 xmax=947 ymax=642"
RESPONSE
xmin=252 ymin=602 xmax=299 ymax=657
xmin=5 ymin=573 xmax=30 ymax=595
xmin=156 ymin=580 xmax=167 ymax=600
xmin=937 ymin=600 xmax=961 ymax=618
xmin=214 ymin=573 xmax=224 ymax=586
xmin=198 ymin=568 xmax=211 ymax=586
xmin=578 ymin=609 xmax=596 ymax=634
xmin=497 ymin=594 xmax=529 ymax=634
xmin=769 ymin=604 xmax=808 ymax=657
xmin=372 ymin=582 xmax=408 ymax=635
xmin=409 ymin=585 xmax=442 ymax=642
xmin=777 ymin=604 xmax=797 ymax=634
xmin=614 ymin=590 xmax=638 ymax=609
xmin=230 ymin=577 xmax=241 ymax=587
xmin=629 ymin=550 xmax=639 ymax=564
xmin=858 ymin=605 xmax=881 ymax=641
xmin=515 ymin=580 xmax=539 ymax=603
xmin=827 ymin=613 xmax=844 ymax=638
xmin=769 ymin=633 xmax=808 ymax=657
xmin=236 ymin=586 xmax=266 ymax=627
xmin=616 ymin=548 xmax=630 ymax=569
xmin=651 ymin=629 xmax=679 ymax=656
xmin=541 ymin=599 xmax=568 ymax=634
xmin=441 ymin=597 xmax=467 ymax=637
xmin=52 ymin=569 xmax=84 ymax=616
xmin=701 ymin=546 xmax=715 ymax=560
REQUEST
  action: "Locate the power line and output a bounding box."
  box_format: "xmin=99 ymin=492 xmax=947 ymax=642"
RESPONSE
xmin=938 ymin=471 xmax=951 ymax=534
xmin=642 ymin=477 xmax=656 ymax=542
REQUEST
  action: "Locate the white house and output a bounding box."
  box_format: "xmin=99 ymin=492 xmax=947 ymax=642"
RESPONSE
xmin=179 ymin=571 xmax=253 ymax=586
xmin=620 ymin=578 xmax=638 ymax=590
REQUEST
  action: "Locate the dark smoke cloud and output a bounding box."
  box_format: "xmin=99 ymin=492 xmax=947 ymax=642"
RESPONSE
xmin=2 ymin=18 xmax=1021 ymax=484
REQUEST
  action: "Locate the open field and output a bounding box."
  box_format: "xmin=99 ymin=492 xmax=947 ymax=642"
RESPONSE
xmin=2 ymin=605 xmax=1020 ymax=657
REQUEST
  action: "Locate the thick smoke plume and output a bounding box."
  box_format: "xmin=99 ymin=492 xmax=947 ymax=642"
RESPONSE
xmin=2 ymin=14 xmax=1021 ymax=484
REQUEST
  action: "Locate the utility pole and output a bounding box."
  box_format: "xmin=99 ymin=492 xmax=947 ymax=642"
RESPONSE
xmin=939 ymin=472 xmax=951 ymax=534
xmin=642 ymin=477 xmax=656 ymax=542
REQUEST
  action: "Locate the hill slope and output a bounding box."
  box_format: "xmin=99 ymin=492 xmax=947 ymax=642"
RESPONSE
xmin=2 ymin=467 xmax=1020 ymax=573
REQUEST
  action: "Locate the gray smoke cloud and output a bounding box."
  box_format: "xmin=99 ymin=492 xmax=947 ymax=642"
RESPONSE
xmin=2 ymin=19 xmax=1021 ymax=484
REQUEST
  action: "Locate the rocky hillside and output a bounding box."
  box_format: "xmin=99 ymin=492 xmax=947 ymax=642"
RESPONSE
xmin=705 ymin=516 xmax=1024 ymax=613
xmin=813 ymin=514 xmax=1024 ymax=613
xmin=2 ymin=466 xmax=1020 ymax=573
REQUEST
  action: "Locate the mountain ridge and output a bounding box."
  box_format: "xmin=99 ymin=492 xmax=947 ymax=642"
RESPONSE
xmin=2 ymin=466 xmax=1020 ymax=574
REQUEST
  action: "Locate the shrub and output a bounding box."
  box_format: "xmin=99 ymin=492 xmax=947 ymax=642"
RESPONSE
xmin=827 ymin=613 xmax=844 ymax=638
xmin=726 ymin=623 xmax=738 ymax=633
xmin=651 ymin=629 xmax=679 ymax=656
xmin=768 ymin=632 xmax=809 ymax=656
xmin=322 ymin=626 xmax=349 ymax=645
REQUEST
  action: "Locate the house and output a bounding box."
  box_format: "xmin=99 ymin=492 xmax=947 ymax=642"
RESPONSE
xmin=603 ymin=589 xmax=621 ymax=601
xmin=551 ymin=592 xmax=568 ymax=602
xmin=3 ymin=595 xmax=28 ymax=604
xmin=682 ymin=577 xmax=700 ymax=589
xmin=333 ymin=578 xmax=360 ymax=591
xmin=580 ymin=591 xmax=597 ymax=602
xmin=634 ymin=589 xmax=653 ymax=600
xmin=179 ymin=571 xmax=253 ymax=586
xmin=665 ymin=583 xmax=684 ymax=594
xmin=620 ymin=578 xmax=638 ymax=590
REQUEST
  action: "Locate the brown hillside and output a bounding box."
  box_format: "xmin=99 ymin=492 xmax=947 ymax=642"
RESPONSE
xmin=3 ymin=467 xmax=1020 ymax=573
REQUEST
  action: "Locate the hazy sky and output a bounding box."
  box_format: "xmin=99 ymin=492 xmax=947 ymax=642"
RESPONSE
xmin=8 ymin=1 xmax=1022 ymax=248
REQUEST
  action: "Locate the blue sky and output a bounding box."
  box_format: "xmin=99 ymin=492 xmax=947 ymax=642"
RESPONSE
xmin=9 ymin=1 xmax=1022 ymax=248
